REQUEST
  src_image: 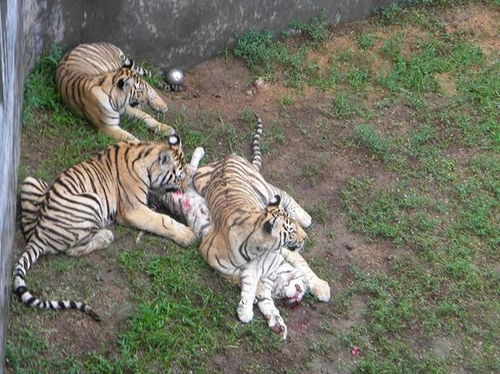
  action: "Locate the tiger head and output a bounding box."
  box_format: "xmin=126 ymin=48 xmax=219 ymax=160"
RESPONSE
xmin=275 ymin=270 xmax=307 ymax=305
xmin=260 ymin=195 xmax=307 ymax=252
xmin=148 ymin=135 xmax=188 ymax=193
xmin=113 ymin=68 xmax=158 ymax=110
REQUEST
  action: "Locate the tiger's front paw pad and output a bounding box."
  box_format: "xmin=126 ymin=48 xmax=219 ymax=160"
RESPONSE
xmin=237 ymin=302 xmax=254 ymax=323
xmin=271 ymin=321 xmax=288 ymax=340
xmin=311 ymin=279 xmax=331 ymax=302
xmin=267 ymin=314 xmax=287 ymax=340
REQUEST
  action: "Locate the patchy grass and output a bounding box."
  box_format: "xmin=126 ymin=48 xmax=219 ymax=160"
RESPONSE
xmin=8 ymin=1 xmax=500 ymax=373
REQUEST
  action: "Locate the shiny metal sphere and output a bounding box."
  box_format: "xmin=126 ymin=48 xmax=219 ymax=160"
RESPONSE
xmin=166 ymin=68 xmax=185 ymax=85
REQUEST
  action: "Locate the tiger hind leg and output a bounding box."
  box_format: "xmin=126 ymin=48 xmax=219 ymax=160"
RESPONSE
xmin=20 ymin=176 xmax=49 ymax=241
xmin=66 ymin=229 xmax=114 ymax=257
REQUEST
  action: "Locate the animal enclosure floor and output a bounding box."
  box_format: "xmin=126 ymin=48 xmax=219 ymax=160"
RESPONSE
xmin=7 ymin=2 xmax=499 ymax=373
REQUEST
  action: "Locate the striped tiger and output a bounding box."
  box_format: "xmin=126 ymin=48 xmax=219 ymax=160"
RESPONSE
xmin=14 ymin=136 xmax=196 ymax=321
xmin=187 ymin=114 xmax=330 ymax=332
xmin=56 ymin=42 xmax=174 ymax=142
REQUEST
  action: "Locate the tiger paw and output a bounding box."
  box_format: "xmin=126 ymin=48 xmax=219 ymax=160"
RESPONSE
xmin=237 ymin=301 xmax=254 ymax=323
xmin=267 ymin=314 xmax=288 ymax=340
xmin=154 ymin=122 xmax=176 ymax=136
xmin=127 ymin=136 xmax=141 ymax=144
xmin=310 ymin=278 xmax=331 ymax=302
xmin=95 ymin=229 xmax=114 ymax=249
xmin=173 ymin=225 xmax=197 ymax=247
xmin=191 ymin=147 xmax=205 ymax=164
xmin=295 ymin=210 xmax=312 ymax=228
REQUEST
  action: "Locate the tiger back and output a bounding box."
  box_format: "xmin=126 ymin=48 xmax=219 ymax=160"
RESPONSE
xmin=192 ymin=115 xmax=308 ymax=278
xmin=13 ymin=136 xmax=196 ymax=321
xmin=56 ymin=42 xmax=174 ymax=142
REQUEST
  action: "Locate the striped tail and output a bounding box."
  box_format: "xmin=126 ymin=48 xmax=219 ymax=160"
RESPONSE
xmin=122 ymin=57 xmax=151 ymax=77
xmin=13 ymin=243 xmax=101 ymax=321
xmin=251 ymin=113 xmax=264 ymax=172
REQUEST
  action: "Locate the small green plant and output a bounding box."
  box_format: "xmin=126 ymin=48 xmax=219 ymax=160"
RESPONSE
xmin=375 ymin=2 xmax=403 ymax=23
xmin=233 ymin=30 xmax=276 ymax=74
xmin=354 ymin=124 xmax=392 ymax=159
xmin=279 ymin=94 xmax=294 ymax=107
xmin=331 ymin=91 xmax=358 ymax=119
xmin=356 ymin=33 xmax=376 ymax=50
xmin=289 ymin=11 xmax=329 ymax=44
xmin=347 ymin=68 xmax=370 ymax=90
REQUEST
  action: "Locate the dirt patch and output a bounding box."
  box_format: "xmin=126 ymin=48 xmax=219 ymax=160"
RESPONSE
xmin=444 ymin=3 xmax=500 ymax=56
xmin=9 ymin=230 xmax=136 ymax=364
xmin=436 ymin=73 xmax=457 ymax=96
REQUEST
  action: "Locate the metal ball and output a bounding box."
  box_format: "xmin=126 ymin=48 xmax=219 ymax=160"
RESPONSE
xmin=166 ymin=68 xmax=184 ymax=85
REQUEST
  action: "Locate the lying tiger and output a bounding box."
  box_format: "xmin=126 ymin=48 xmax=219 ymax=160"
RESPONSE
xmin=150 ymin=115 xmax=330 ymax=339
xmin=14 ymin=136 xmax=195 ymax=320
xmin=56 ymin=42 xmax=174 ymax=142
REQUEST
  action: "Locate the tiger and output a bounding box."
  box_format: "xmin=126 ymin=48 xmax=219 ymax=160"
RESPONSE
xmin=56 ymin=42 xmax=174 ymax=142
xmin=14 ymin=135 xmax=196 ymax=321
xmin=159 ymin=114 xmax=331 ymax=337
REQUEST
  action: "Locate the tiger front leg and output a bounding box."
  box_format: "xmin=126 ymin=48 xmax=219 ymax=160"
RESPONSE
xmin=256 ymin=280 xmax=288 ymax=340
xmin=237 ymin=267 xmax=260 ymax=323
xmin=100 ymin=124 xmax=139 ymax=143
xmin=120 ymin=205 xmax=196 ymax=247
xmin=124 ymin=105 xmax=175 ymax=136
xmin=146 ymin=83 xmax=168 ymax=113
xmin=88 ymin=111 xmax=139 ymax=142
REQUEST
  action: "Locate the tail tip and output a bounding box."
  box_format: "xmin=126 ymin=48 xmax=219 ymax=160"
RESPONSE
xmin=88 ymin=309 xmax=102 ymax=322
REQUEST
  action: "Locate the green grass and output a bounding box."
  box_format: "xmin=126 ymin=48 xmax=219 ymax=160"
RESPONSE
xmin=353 ymin=124 xmax=392 ymax=160
xmin=289 ymin=11 xmax=330 ymax=44
xmin=81 ymin=246 xmax=277 ymax=372
xmin=232 ymin=13 xmax=329 ymax=87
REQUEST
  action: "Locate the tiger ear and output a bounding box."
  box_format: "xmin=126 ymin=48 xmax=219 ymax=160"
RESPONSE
xmin=122 ymin=58 xmax=133 ymax=69
xmin=117 ymin=77 xmax=132 ymax=92
xmin=268 ymin=194 xmax=281 ymax=207
xmin=168 ymin=135 xmax=181 ymax=149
